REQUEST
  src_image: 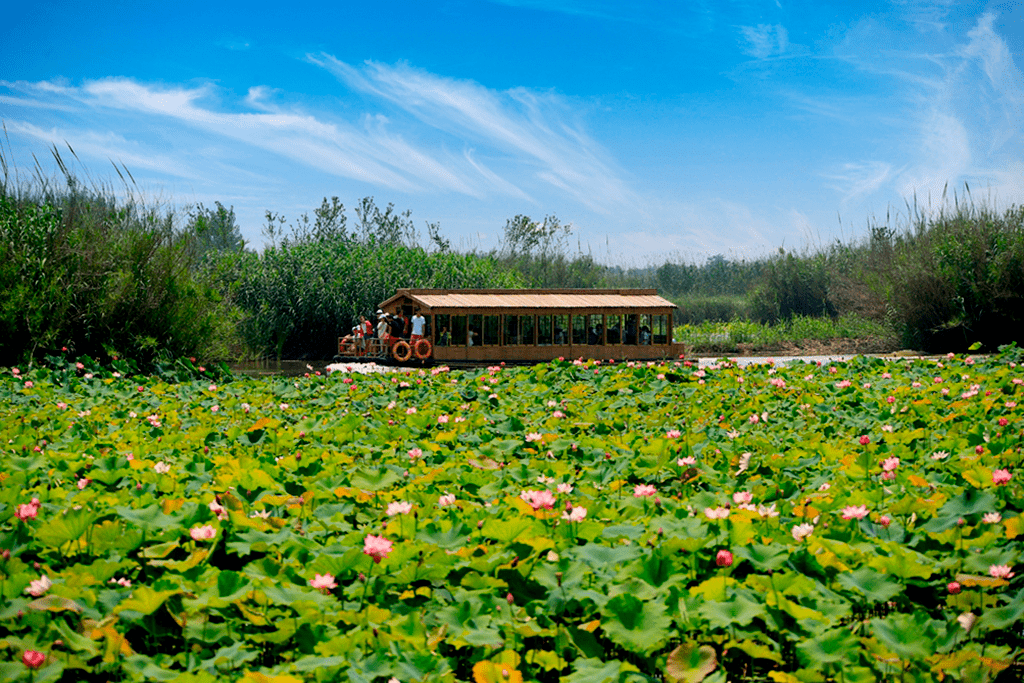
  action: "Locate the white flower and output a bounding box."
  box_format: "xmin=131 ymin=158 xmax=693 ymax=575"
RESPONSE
xmin=957 ymin=612 xmax=977 ymax=632
xmin=561 ymin=506 xmax=587 ymax=522
xmin=153 ymin=462 xmax=171 ymax=474
xmin=25 ymin=575 xmax=52 ymax=596
xmin=792 ymin=523 xmax=814 ymax=541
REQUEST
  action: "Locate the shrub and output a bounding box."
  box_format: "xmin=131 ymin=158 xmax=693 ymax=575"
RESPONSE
xmin=0 ymin=162 xmax=232 ymax=367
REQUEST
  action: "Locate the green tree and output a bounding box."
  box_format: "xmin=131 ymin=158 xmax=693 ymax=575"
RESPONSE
xmin=188 ymin=202 xmax=245 ymax=254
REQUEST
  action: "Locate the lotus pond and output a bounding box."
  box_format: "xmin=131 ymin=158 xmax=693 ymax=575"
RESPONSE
xmin=1 ymin=349 xmax=1022 ymax=683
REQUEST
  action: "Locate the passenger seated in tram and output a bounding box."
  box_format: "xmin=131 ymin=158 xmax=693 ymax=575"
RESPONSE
xmin=341 ymin=327 xmax=359 ymax=354
xmin=554 ymin=326 xmax=566 ymax=345
xmin=625 ymin=318 xmax=637 ymax=344
xmin=436 ymin=326 xmax=450 ymax=347
xmin=640 ymin=325 xmax=651 ymax=345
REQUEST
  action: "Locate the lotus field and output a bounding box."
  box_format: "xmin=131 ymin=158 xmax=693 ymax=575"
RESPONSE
xmin=1 ymin=350 xmax=1023 ymax=683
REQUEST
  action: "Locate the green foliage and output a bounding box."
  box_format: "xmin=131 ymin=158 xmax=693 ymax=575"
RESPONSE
xmin=750 ymin=250 xmax=836 ymax=323
xmin=1 ymin=349 xmax=1022 ymax=681
xmin=0 ymin=153 xmax=233 ymax=367
xmin=187 ymin=201 xmax=245 ymax=255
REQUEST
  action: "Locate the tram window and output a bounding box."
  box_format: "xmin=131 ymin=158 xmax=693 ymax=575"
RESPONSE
xmin=624 ymin=314 xmax=638 ymax=345
xmin=434 ymin=315 xmax=449 ymax=346
xmin=483 ymin=315 xmax=500 ymax=346
xmin=571 ymin=315 xmax=586 ymax=345
xmin=554 ymin=315 xmax=568 ymax=345
xmin=652 ymin=315 xmax=667 ymax=345
xmin=467 ymin=314 xmax=481 ymax=346
xmin=588 ymin=314 xmax=604 ymax=345
xmin=504 ymin=315 xmax=521 ymax=345
xmin=538 ymin=315 xmax=553 ymax=345
xmin=639 ymin=314 xmax=652 ymax=345
xmin=450 ymin=315 xmax=467 ymax=346
xmin=606 ymin=314 xmax=622 ymax=344
xmin=521 ymin=315 xmax=535 ymax=345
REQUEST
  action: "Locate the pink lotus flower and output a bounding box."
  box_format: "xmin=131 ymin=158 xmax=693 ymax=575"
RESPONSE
xmin=16 ymin=498 xmax=40 ymax=521
xmin=666 ymin=429 xmax=681 ymax=439
xmin=77 ymin=478 xmax=90 ymax=490
xmin=989 ymin=564 xmax=1014 ymax=579
xmin=792 ymin=523 xmax=814 ymax=541
xmin=386 ymin=501 xmax=413 ymax=516
xmin=947 ymin=581 xmax=961 ymax=594
xmin=310 ymin=573 xmax=337 ymax=592
xmin=758 ymin=503 xmax=779 ymax=518
xmin=704 ymin=506 xmax=730 ymax=520
xmin=437 ymin=415 xmax=449 ymax=424
xmin=189 ymin=525 xmax=217 ymax=541
xmin=677 ymin=456 xmax=696 ymax=466
xmin=209 ymin=501 xmax=228 ymax=520
xmin=22 ymin=650 xmax=45 ymax=669
xmin=437 ymin=493 xmax=456 ymax=507
xmin=562 ymin=506 xmax=587 ymax=522
xmin=841 ymin=505 xmax=869 ymax=520
xmin=153 ymin=462 xmax=171 ymax=474
xmin=552 ymin=410 xmax=565 ymax=419
xmin=407 ymin=447 xmax=423 ymax=460
xmin=363 ymin=534 xmax=393 ymax=563
xmin=879 ymin=515 xmax=891 ymax=527
xmin=715 ymin=550 xmax=733 ymax=567
xmin=859 ymin=435 xmax=870 ymax=445
xmin=525 ymin=432 xmax=543 ymax=442
xmin=556 ymin=483 xmax=573 ymax=494
xmin=982 ymin=512 xmax=1002 ymax=524
xmin=25 ymin=575 xmax=51 ymax=597
xmin=520 ymin=489 xmax=557 ymax=510
xmin=733 ymin=491 xmax=753 ymax=505
xmin=633 ymin=484 xmax=657 ymax=498
xmin=992 ymin=469 xmax=1012 ymax=485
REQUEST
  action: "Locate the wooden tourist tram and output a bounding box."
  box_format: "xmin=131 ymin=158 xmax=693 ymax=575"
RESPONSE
xmin=339 ymin=288 xmax=685 ymax=364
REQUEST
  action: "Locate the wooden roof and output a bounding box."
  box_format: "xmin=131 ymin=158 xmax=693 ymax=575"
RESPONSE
xmin=379 ymin=289 xmax=677 ymax=311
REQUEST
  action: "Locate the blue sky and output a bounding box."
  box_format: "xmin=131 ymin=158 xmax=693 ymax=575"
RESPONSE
xmin=2 ymin=1 xmax=1022 ymax=264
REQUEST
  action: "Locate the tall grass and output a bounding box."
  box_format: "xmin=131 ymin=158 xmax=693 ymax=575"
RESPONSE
xmin=0 ymin=145 xmax=233 ymax=366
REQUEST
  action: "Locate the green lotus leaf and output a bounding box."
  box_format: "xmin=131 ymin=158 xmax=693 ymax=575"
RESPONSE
xmin=698 ymin=595 xmax=765 ymax=629
xmin=835 ymin=565 xmax=901 ymax=602
xmin=600 ymin=593 xmax=672 ymax=655
xmin=115 ymin=585 xmax=182 ymax=616
xmin=795 ymin=627 xmax=859 ymax=666
xmin=350 ymin=467 xmax=402 ymax=491
xmin=869 ymin=612 xmax=936 ymax=661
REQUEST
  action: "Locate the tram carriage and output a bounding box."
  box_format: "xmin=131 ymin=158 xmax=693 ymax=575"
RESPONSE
xmin=339 ymin=288 xmax=685 ymax=364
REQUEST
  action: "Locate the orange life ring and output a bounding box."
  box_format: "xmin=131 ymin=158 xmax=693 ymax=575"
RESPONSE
xmin=413 ymin=338 xmax=433 ymax=360
xmin=392 ymin=340 xmax=413 ymax=362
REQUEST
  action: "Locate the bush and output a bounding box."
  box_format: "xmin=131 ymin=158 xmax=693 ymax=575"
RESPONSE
xmin=885 ymin=202 xmax=1024 ymax=351
xmin=750 ymin=251 xmax=836 ymax=324
xmin=0 ymin=167 xmax=233 ymax=367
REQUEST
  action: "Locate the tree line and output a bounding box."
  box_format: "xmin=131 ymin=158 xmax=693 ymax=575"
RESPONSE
xmin=2 ymin=147 xmax=1021 ymax=366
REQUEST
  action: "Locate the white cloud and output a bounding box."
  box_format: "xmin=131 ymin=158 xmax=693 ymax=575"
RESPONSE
xmin=310 ymin=55 xmax=635 ymax=213
xmin=738 ymin=24 xmax=790 ymax=59
xmin=825 ymin=161 xmax=896 ymax=204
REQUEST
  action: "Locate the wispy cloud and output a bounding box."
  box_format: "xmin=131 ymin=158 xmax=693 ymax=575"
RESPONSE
xmin=2 ymin=59 xmax=634 ymax=215
xmin=310 ymin=55 xmax=634 ymax=212
xmin=738 ymin=24 xmax=790 ymax=59
xmin=820 ymin=9 xmax=1024 ymax=209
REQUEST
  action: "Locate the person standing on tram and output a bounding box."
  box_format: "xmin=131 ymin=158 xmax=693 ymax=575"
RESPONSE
xmin=410 ymin=310 xmax=426 ymax=343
